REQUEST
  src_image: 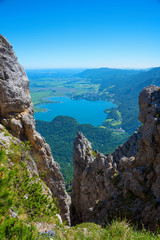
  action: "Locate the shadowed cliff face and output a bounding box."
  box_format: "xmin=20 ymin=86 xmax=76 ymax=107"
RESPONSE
xmin=71 ymin=85 xmax=160 ymax=229
xmin=0 ymin=35 xmax=70 ymax=225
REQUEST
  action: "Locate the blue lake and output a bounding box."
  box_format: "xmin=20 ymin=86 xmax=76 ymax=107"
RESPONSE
xmin=34 ymin=96 xmax=116 ymax=126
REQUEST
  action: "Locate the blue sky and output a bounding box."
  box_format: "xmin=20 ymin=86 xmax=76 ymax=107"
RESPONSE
xmin=0 ymin=0 xmax=160 ymax=69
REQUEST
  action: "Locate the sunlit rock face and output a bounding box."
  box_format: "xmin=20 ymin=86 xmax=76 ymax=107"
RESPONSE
xmin=71 ymin=85 xmax=160 ymax=230
xmin=0 ymin=35 xmax=33 ymax=117
xmin=0 ymin=35 xmax=70 ymax=225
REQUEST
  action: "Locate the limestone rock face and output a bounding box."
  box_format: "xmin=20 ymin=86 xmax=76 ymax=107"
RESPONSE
xmin=71 ymin=132 xmax=116 ymax=225
xmin=0 ymin=35 xmax=33 ymax=116
xmin=0 ymin=35 xmax=70 ymax=225
xmin=112 ymin=127 xmax=142 ymax=164
xmin=71 ymin=85 xmax=160 ymax=229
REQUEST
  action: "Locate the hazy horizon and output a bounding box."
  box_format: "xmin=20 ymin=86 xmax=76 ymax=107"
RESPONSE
xmin=25 ymin=65 xmax=160 ymax=70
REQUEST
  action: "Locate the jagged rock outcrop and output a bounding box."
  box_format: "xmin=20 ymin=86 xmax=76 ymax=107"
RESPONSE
xmin=111 ymin=127 xmax=142 ymax=164
xmin=71 ymin=85 xmax=160 ymax=229
xmin=0 ymin=35 xmax=70 ymax=225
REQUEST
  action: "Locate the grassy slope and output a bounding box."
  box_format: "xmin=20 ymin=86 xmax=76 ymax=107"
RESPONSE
xmin=55 ymin=220 xmax=160 ymax=240
xmin=1 ymin=127 xmax=160 ymax=239
xmin=0 ymin=127 xmax=59 ymax=239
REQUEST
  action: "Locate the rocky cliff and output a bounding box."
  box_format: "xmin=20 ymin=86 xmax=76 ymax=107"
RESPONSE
xmin=2 ymin=34 xmax=160 ymax=231
xmin=71 ymin=85 xmax=160 ymax=229
xmin=0 ymin=35 xmax=70 ymax=225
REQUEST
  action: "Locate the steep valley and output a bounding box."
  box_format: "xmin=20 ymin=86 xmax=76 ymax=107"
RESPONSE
xmin=1 ymin=34 xmax=160 ymax=239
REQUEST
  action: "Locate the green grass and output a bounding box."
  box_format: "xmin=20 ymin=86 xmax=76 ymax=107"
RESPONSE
xmin=112 ymin=131 xmax=125 ymax=136
xmin=34 ymin=107 xmax=47 ymax=113
xmin=117 ymin=109 xmax=121 ymax=118
xmin=111 ymin=120 xmax=121 ymax=127
xmin=103 ymin=119 xmax=122 ymax=128
xmin=52 ymin=220 xmax=160 ymax=240
xmin=103 ymin=108 xmax=123 ymax=129
xmin=30 ymin=90 xmax=54 ymax=105
xmin=104 ymin=118 xmax=114 ymax=122
xmin=0 ymin=130 xmax=59 ymax=239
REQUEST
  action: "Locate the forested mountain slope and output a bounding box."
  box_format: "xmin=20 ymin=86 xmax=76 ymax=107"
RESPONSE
xmin=75 ymin=67 xmax=160 ymax=134
xmin=36 ymin=116 xmax=128 ymax=184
